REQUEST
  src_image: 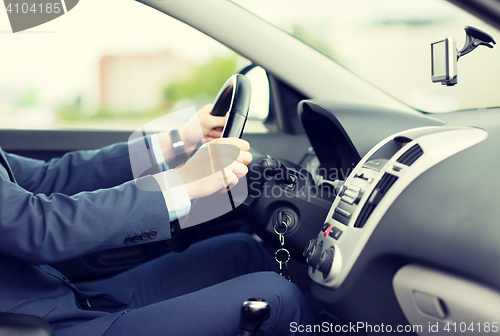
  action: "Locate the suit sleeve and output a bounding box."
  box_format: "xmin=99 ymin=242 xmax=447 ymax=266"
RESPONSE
xmin=5 ymin=138 xmax=157 ymax=196
xmin=0 ymin=174 xmax=171 ymax=264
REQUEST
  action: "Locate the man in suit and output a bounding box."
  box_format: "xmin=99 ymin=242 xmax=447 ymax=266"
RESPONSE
xmin=0 ymin=105 xmax=319 ymax=335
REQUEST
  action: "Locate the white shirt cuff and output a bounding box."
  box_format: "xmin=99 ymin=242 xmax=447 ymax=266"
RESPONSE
xmin=152 ymin=169 xmax=191 ymax=222
xmin=151 ymin=133 xmax=169 ymax=172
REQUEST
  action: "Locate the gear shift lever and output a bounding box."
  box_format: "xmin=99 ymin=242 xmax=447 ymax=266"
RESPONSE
xmin=238 ymin=298 xmax=271 ymax=336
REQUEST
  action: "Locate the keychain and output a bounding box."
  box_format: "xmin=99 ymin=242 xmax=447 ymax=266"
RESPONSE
xmin=274 ymin=211 xmax=291 ymax=281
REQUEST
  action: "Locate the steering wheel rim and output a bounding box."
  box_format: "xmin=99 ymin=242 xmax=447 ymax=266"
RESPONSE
xmin=211 ymin=74 xmax=252 ymax=138
xmin=168 ymin=74 xmax=252 ymax=252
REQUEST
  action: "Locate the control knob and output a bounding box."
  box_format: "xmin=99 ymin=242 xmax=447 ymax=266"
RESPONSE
xmin=317 ymin=247 xmax=335 ymax=278
xmin=305 ymin=241 xmax=322 ymax=267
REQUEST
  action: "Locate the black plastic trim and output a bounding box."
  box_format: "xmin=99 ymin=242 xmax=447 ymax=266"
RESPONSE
xmin=354 ymin=173 xmax=398 ymax=228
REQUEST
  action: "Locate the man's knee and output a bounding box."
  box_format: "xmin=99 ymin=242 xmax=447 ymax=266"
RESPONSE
xmin=239 ymin=272 xmax=318 ymax=335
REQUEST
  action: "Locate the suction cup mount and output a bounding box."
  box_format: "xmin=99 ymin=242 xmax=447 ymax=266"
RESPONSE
xmin=457 ymin=26 xmax=496 ymax=59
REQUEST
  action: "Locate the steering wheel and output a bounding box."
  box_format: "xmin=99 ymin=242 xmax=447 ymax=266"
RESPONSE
xmin=168 ymin=74 xmax=252 ymax=252
xmin=210 ymin=74 xmax=252 ymax=138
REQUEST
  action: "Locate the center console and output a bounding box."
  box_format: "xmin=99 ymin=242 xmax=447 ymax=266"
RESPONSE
xmin=304 ymin=126 xmax=487 ymax=289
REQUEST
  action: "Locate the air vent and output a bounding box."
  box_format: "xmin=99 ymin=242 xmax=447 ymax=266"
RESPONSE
xmin=397 ymin=144 xmax=423 ymax=166
xmin=354 ymin=173 xmax=398 ymax=228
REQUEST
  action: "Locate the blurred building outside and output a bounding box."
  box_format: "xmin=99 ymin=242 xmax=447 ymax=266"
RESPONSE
xmin=100 ymin=51 xmax=194 ymax=114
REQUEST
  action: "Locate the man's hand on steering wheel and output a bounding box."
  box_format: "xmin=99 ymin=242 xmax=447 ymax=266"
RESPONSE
xmin=175 ymin=138 xmax=252 ymax=200
xmin=180 ymin=104 xmax=227 ymax=144
xmin=156 ymin=104 xmax=227 ymax=159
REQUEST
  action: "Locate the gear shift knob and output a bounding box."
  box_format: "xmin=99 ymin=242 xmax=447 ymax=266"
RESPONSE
xmin=238 ymin=298 xmax=271 ymax=336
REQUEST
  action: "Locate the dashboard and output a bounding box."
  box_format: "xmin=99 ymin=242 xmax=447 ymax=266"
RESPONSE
xmin=306 ymin=126 xmax=486 ymax=286
xmin=293 ymin=100 xmax=500 ymax=334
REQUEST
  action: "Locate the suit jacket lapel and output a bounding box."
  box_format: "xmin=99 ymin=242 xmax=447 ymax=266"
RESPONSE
xmin=0 ymin=147 xmax=17 ymax=183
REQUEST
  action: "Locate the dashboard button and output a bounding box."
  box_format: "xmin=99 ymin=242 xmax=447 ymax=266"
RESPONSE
xmin=347 ymin=185 xmax=361 ymax=192
xmin=343 ymin=188 xmax=358 ymax=198
xmin=333 ymin=201 xmax=355 ymax=225
xmin=366 ymin=160 xmax=380 ymax=166
xmin=343 ymin=186 xmax=364 ymax=204
xmin=354 ymin=173 xmax=373 ymax=183
xmin=334 ymin=207 xmax=351 ymax=219
xmin=329 ymin=227 xmax=343 ymax=240
xmin=323 ymin=224 xmax=334 ymax=237
xmin=341 ymin=195 xmax=355 ymax=205
xmin=333 ymin=212 xmax=349 ymax=225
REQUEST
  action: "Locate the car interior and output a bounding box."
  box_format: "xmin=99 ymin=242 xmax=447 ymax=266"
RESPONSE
xmin=1 ymin=0 xmax=500 ymax=335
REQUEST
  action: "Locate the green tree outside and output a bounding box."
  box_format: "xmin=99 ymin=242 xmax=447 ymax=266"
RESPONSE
xmin=163 ymin=55 xmax=238 ymax=108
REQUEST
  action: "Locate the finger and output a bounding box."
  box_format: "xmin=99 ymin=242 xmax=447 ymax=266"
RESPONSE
xmin=220 ymin=168 xmax=239 ymax=192
xmin=242 ymin=151 xmax=252 ymax=165
xmin=199 ymin=104 xmax=214 ymax=115
xmin=228 ymin=170 xmax=239 ymax=188
xmin=209 ymin=143 xmax=241 ymax=172
xmin=230 ymin=161 xmax=248 ymax=179
xmin=206 ymin=112 xmax=228 ymax=129
xmin=235 ymin=151 xmax=252 ymax=165
xmin=208 ymin=130 xmax=223 ymax=139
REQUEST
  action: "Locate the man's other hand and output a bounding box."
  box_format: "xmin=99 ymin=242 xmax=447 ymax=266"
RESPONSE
xmin=156 ymin=104 xmax=228 ymax=163
xmin=179 ymin=104 xmax=227 ymax=148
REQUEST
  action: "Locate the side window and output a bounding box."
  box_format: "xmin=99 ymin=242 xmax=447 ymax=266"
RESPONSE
xmin=0 ymin=0 xmax=269 ymax=131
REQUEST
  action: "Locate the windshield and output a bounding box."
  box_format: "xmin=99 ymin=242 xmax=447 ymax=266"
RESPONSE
xmin=231 ymin=0 xmax=500 ymax=113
